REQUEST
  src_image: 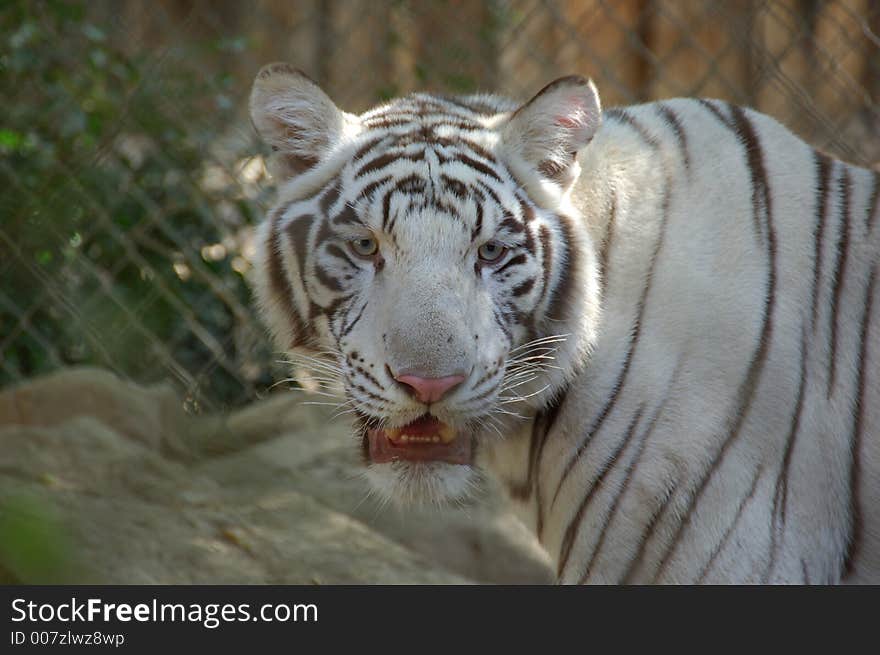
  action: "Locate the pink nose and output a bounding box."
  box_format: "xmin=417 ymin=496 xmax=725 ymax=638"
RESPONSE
xmin=394 ymin=373 xmax=465 ymax=404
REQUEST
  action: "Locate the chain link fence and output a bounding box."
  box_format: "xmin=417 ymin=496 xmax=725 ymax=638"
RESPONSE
xmin=2 ymin=0 xmax=879 ymax=412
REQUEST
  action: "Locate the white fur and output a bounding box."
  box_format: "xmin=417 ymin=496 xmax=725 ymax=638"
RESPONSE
xmin=496 ymin=99 xmax=879 ymax=584
xmin=250 ymin=67 xmax=880 ymax=584
xmin=363 ymin=462 xmax=482 ymax=509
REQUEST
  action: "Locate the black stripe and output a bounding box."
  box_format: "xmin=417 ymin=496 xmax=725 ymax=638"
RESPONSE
xmin=557 ymin=406 xmax=644 ymax=579
xmin=764 ymin=325 xmax=808 ymax=582
xmin=651 ymin=105 xmax=776 ymax=583
xmin=437 ymin=94 xmax=503 ymax=115
xmin=697 ymin=98 xmax=733 ymax=130
xmin=618 ymin=477 xmax=680 ymax=584
xmin=285 ymin=214 xmax=318 ymax=341
xmin=493 ymin=311 xmax=512 ymax=341
xmin=320 ymin=178 xmax=342 ymax=215
xmin=352 ymin=135 xmax=387 ymax=161
xmin=412 ymin=97 xmax=477 ymax=117
xmin=381 ymin=187 xmax=394 ymax=231
xmin=440 ymin=174 xmax=468 ymax=198
xmin=810 ymin=153 xmax=833 ymax=331
xmin=356 ymin=150 xmax=425 ymax=178
xmin=471 ymin=364 xmax=501 ymax=392
xmin=422 ymin=119 xmax=487 ymax=132
xmin=286 ymin=214 xmax=317 ymax=290
xmin=452 ymin=153 xmax=502 ymax=182
xmin=363 ymin=111 xmax=416 ymax=124
xmin=325 ymin=244 xmax=356 ymax=269
xmin=395 ymin=173 xmax=427 ymax=195
xmin=521 ymin=219 xmax=537 ymax=256
xmin=351 ymin=381 xmax=386 ymax=403
xmin=508 ymin=388 xmax=567 ymax=503
xmin=737 ymin=104 xmax=770 ymax=243
xmin=424 ymin=95 xmax=484 ymax=115
xmin=313 ymin=217 xmax=337 ymax=250
xmin=694 ymin=466 xmax=763 ymax=583
xmin=356 ymin=175 xmax=393 ymax=203
xmin=444 ymin=136 xmax=496 ymax=163
xmin=597 ymin=194 xmax=617 ymax=299
xmin=429 ymin=136 xmax=497 ymax=163
xmin=475 ymin=180 xmax=501 ymax=207
xmin=548 ymin=187 xmax=673 ymax=511
xmin=340 ymin=301 xmax=368 ymax=338
xmin=267 ymin=207 xmax=306 ymax=346
xmin=534 ymin=227 xmax=553 ymax=319
xmin=499 ymin=215 xmax=525 ymax=233
xmin=361 ymin=117 xmax=415 ymax=129
xmin=866 ymin=171 xmax=879 ymax=233
xmin=827 ymin=166 xmax=852 ymax=397
xmin=511 ymin=277 xmax=535 ymax=297
xmin=320 ymin=293 xmax=352 ymax=323
xmin=533 ymin=391 xmax=567 ymax=539
xmin=353 ymin=364 xmax=383 ymax=390
xmin=656 ymin=104 xmax=691 ymax=171
xmin=518 ymin=194 xmax=536 ymax=223
xmin=501 ymin=301 xmax=525 ymax=326
xmin=545 ymin=216 xmax=577 ymax=323
xmin=577 ymin=359 xmax=683 ymax=583
xmin=604 ymin=108 xmax=660 ymax=149
xmin=842 ymin=264 xmax=877 ymax=578
xmin=362 ymin=107 xmax=419 ymax=121
xmin=471 ymin=200 xmax=483 ymax=240
xmin=314 ymin=264 xmax=342 ymax=292
xmin=331 ymin=204 xmax=362 ymax=227
xmin=496 ymin=253 xmax=527 ymax=275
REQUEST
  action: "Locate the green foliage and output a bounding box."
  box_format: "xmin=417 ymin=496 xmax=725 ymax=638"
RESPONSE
xmin=0 ymin=1 xmax=272 ymax=408
xmin=0 ymin=493 xmax=76 ymax=584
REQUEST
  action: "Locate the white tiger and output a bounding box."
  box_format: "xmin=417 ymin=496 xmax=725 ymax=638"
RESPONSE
xmin=248 ymin=62 xmax=879 ymax=584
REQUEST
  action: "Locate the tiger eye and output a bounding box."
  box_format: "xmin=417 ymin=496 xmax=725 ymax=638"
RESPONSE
xmin=478 ymin=241 xmax=507 ymax=262
xmin=349 ymin=236 xmax=379 ymax=258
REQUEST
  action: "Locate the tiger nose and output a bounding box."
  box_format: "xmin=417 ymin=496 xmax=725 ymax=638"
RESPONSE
xmin=394 ymin=373 xmax=465 ymax=403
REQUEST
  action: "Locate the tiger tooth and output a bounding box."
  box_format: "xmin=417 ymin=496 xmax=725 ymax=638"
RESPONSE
xmin=439 ymin=424 xmax=456 ymax=443
xmin=383 ymin=422 xmax=455 ymax=445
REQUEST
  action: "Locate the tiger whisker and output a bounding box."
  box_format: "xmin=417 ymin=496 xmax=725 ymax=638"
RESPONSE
xmin=507 ymin=333 xmax=570 ymax=354
xmin=498 ymin=383 xmax=551 ymax=405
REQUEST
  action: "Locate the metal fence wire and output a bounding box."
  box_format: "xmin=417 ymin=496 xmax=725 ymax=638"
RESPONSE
xmin=2 ymin=0 xmax=879 ymax=411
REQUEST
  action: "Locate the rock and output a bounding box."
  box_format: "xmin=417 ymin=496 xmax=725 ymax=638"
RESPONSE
xmin=0 ymin=367 xmax=552 ymax=584
xmin=0 ymin=367 xmax=187 ymax=453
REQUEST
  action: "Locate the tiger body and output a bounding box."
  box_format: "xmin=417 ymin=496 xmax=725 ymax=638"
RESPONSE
xmin=491 ymin=100 xmax=880 ymax=584
xmin=249 ymin=63 xmax=880 ymax=584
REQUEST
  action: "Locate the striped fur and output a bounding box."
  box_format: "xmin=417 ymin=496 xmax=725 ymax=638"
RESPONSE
xmin=250 ymin=65 xmax=880 ymax=583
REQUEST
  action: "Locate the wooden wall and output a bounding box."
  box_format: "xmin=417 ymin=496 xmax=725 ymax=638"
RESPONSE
xmin=107 ymin=0 xmax=880 ymax=166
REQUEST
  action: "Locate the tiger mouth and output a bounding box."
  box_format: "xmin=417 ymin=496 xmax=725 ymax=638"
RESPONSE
xmin=365 ymin=414 xmax=473 ymax=465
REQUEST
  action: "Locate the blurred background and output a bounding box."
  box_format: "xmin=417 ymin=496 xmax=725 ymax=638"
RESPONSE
xmin=3 ymin=0 xmax=879 ymax=413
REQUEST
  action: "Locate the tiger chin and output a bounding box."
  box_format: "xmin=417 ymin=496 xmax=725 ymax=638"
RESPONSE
xmin=353 ymin=409 xmax=476 ymax=506
xmin=248 ymin=62 xmax=879 ymax=583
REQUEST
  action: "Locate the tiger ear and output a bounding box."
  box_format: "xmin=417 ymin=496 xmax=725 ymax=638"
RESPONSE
xmin=249 ymin=63 xmax=354 ymax=179
xmin=501 ymin=76 xmax=602 ymax=188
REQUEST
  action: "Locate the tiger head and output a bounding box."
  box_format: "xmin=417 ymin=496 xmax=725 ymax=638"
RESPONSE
xmin=249 ymin=63 xmax=602 ymax=505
